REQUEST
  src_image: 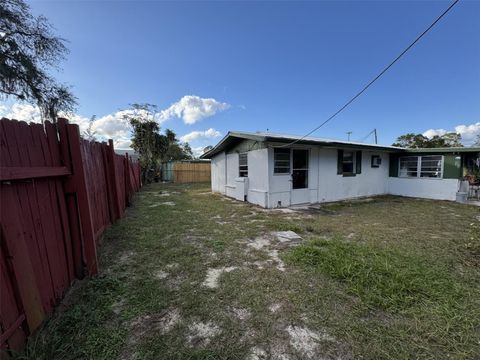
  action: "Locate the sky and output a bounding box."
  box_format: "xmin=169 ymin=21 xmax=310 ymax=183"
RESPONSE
xmin=1 ymin=0 xmax=479 ymax=154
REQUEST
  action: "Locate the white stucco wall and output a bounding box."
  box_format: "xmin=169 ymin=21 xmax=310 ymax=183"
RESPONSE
xmin=246 ymin=148 xmax=269 ymax=207
xmin=317 ymin=149 xmax=390 ymax=203
xmin=211 ymin=144 xmax=462 ymax=208
xmin=211 ymin=152 xmax=226 ymax=194
xmin=266 ymin=147 xmax=390 ymax=207
xmin=388 ymin=177 xmax=459 ymax=201
xmin=211 ymin=148 xmax=269 ymax=207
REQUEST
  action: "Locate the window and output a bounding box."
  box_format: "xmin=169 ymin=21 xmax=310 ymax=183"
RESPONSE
xmin=274 ymin=148 xmax=290 ymax=174
xmin=399 ymin=156 xmax=419 ymax=177
xmin=239 ymin=153 xmax=248 ymax=177
xmin=399 ymin=155 xmax=443 ymax=178
xmin=337 ymin=150 xmax=362 ymax=176
xmin=342 ymin=151 xmax=354 ymax=173
xmin=420 ymin=155 xmax=443 ymax=178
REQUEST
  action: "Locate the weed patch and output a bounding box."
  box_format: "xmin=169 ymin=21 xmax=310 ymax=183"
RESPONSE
xmin=286 ymin=238 xmax=462 ymax=312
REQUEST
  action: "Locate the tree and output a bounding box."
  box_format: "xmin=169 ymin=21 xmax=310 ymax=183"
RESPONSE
xmin=82 ymin=115 xmax=97 ymax=141
xmin=203 ymin=145 xmax=213 ymax=154
xmin=123 ymin=103 xmax=194 ymax=182
xmin=0 ymin=0 xmax=76 ymax=122
xmin=162 ymin=130 xmax=193 ymax=162
xmin=392 ymin=132 xmax=463 ymax=148
xmin=123 ymin=104 xmax=163 ymax=183
xmin=474 ymin=134 xmax=480 ymax=147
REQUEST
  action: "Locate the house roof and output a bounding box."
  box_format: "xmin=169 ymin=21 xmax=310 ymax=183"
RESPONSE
xmin=402 ymin=147 xmax=480 ymax=154
xmin=200 ymin=131 xmax=405 ymax=158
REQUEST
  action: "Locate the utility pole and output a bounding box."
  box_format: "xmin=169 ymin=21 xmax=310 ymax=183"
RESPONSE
xmin=346 ymin=131 xmax=352 ymax=141
xmin=374 ymin=129 xmax=378 ymax=144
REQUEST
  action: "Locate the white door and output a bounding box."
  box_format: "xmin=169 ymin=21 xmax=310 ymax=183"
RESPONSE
xmin=291 ymin=149 xmax=310 ymax=205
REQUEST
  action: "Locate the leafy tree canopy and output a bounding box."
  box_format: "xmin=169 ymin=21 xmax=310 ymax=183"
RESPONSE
xmin=0 ymin=0 xmax=76 ymax=121
xmin=203 ymin=145 xmax=213 ymax=154
xmin=474 ymin=134 xmax=480 ymax=147
xmin=123 ymin=103 xmax=193 ymax=183
xmin=392 ymin=132 xmax=463 ymax=148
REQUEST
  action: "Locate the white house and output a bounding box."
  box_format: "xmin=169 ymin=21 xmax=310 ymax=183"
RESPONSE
xmin=200 ymin=131 xmax=480 ymax=208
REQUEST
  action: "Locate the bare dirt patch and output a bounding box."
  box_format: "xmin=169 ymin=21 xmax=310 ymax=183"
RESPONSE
xmin=286 ymin=325 xmax=334 ymax=359
xmin=154 ymin=270 xmax=169 ymax=279
xmin=231 ymin=307 xmax=251 ymax=320
xmin=203 ymin=267 xmax=238 ymax=288
xmin=269 ymin=303 xmax=282 ymax=313
xmin=244 ymin=231 xmax=303 ymax=271
xmin=186 ymin=321 xmax=221 ymax=347
xmin=118 ymin=309 xmax=181 ymax=359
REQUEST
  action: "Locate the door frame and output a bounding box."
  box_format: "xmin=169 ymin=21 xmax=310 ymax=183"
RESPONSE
xmin=290 ymin=148 xmax=310 ymax=205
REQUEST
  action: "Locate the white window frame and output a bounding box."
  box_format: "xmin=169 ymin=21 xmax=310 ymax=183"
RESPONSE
xmin=273 ymin=148 xmax=291 ymax=175
xmin=398 ymin=155 xmax=444 ymax=179
xmin=239 ymin=152 xmax=248 ymax=177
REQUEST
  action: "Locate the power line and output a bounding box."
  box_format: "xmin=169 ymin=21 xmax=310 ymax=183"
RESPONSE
xmin=357 ymin=129 xmax=375 ymax=143
xmin=357 ymin=128 xmax=379 ymax=144
xmin=279 ymin=0 xmax=460 ymax=148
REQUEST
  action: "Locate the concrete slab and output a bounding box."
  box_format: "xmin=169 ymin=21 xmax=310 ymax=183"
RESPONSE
xmin=274 ymin=231 xmax=303 ymax=244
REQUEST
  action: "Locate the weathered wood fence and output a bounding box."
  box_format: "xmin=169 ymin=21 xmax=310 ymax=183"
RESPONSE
xmin=161 ymin=161 xmax=211 ymax=183
xmin=0 ymin=117 xmax=141 ymax=356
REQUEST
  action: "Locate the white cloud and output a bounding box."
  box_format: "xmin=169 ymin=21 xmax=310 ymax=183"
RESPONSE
xmin=159 ymin=95 xmax=230 ymax=124
xmin=1 ymin=102 xmax=41 ymax=122
xmin=423 ymin=122 xmax=480 ymax=146
xmin=91 ymin=110 xmax=131 ymax=139
xmin=0 ymin=102 xmax=132 ymax=148
xmin=0 ymin=95 xmax=230 ymax=151
xmin=114 ymin=138 xmax=132 ymax=149
xmin=180 ymin=128 xmax=221 ymax=143
xmin=191 ymin=146 xmax=207 ymax=158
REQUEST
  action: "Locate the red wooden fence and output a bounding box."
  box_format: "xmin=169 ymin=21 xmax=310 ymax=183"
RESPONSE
xmin=0 ymin=117 xmax=141 ymax=357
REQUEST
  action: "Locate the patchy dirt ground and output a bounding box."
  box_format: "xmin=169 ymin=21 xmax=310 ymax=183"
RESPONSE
xmin=22 ymin=183 xmax=480 ymax=360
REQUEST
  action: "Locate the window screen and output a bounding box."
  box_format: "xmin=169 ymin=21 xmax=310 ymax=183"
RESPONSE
xmin=399 ymin=155 xmax=443 ymax=178
xmin=420 ymin=155 xmax=442 ymax=178
xmin=399 ymin=156 xmax=419 ymax=177
xmin=274 ymin=148 xmax=290 ymax=174
xmin=239 ymin=153 xmax=248 ymax=177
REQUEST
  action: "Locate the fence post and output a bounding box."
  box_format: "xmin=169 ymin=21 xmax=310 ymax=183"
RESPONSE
xmin=124 ymin=153 xmax=132 ymax=205
xmin=58 ymin=119 xmax=98 ymax=276
xmin=106 ymin=140 xmax=121 ymax=220
xmin=57 ymin=119 xmax=83 ymax=278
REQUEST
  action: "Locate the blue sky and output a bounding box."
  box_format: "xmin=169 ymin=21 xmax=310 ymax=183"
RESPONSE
xmin=3 ymin=1 xmax=480 ymax=152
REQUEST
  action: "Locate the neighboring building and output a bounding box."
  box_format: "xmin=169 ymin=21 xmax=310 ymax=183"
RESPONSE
xmin=200 ymin=131 xmax=480 ymax=208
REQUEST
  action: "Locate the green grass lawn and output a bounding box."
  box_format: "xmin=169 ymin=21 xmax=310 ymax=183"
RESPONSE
xmin=18 ymin=183 xmax=480 ymax=360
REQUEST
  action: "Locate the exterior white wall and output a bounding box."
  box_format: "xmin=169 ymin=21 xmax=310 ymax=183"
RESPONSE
xmin=211 ymin=145 xmax=461 ymax=208
xmin=317 ymin=149 xmax=390 ymax=203
xmin=246 ymin=148 xmax=269 ymax=207
xmin=388 ymin=178 xmax=459 ymax=201
xmin=211 ymin=152 xmax=226 ymax=194
xmin=225 ymin=153 xmax=239 ymax=198
xmin=211 ymin=148 xmax=269 ymax=207
xmin=266 ymin=147 xmax=390 ymax=207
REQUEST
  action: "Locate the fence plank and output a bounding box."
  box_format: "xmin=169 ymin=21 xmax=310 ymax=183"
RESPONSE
xmin=0 ymin=252 xmax=26 ymax=351
xmin=0 ymin=117 xmax=142 ymax=355
xmin=57 ymin=118 xmax=84 ymax=279
xmin=1 ymin=185 xmax=45 ymax=333
xmin=107 ymin=140 xmax=122 ymax=221
xmin=65 ymin=123 xmax=98 ymax=275
xmin=45 ymin=122 xmax=76 ymax=285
